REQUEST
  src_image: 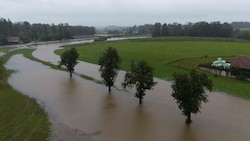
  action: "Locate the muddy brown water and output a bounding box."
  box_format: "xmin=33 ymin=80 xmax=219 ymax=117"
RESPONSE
xmin=4 ymin=43 xmax=250 ymax=141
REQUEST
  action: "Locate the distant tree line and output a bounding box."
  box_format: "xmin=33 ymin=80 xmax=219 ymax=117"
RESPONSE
xmin=0 ymin=17 xmax=95 ymax=44
xmin=106 ymin=22 xmax=236 ymax=39
xmin=233 ymin=29 xmax=250 ymax=40
xmin=151 ymin=22 xmax=233 ymax=38
xmin=109 ymin=21 xmax=250 ymax=41
xmin=125 ymin=24 xmax=152 ymax=35
xmin=105 ymin=24 xmax=152 ymax=36
xmin=229 ymin=22 xmax=250 ymax=40
xmin=231 ymin=22 xmax=250 ymax=29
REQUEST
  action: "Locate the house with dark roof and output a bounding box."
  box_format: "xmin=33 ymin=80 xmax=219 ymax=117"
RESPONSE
xmin=231 ymin=55 xmax=250 ymax=70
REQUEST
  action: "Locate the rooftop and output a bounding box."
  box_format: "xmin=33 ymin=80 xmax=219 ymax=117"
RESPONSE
xmin=231 ymin=55 xmax=250 ymax=70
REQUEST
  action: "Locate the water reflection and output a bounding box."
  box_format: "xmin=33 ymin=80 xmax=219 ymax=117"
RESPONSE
xmin=5 ymin=54 xmax=250 ymax=141
xmin=179 ymin=125 xmax=196 ymax=141
xmin=64 ymin=77 xmax=78 ymax=95
xmin=103 ymin=92 xmax=116 ymax=110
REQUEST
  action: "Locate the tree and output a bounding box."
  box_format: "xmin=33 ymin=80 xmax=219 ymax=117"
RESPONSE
xmin=171 ymin=69 xmax=212 ymax=124
xmin=222 ymin=22 xmax=233 ymax=37
xmin=122 ymin=60 xmax=157 ymax=104
xmin=99 ymin=47 xmax=121 ymax=92
xmin=59 ymin=48 xmax=79 ymax=77
xmin=152 ymin=23 xmax=161 ymax=37
xmin=161 ymin=23 xmax=168 ymax=36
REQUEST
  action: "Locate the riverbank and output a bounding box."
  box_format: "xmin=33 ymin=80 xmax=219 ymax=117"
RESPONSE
xmin=0 ymin=49 xmax=50 ymax=141
xmin=3 ymin=48 xmax=99 ymax=141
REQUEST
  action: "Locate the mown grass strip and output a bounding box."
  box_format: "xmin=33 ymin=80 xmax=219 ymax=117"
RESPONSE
xmin=0 ymin=47 xmax=16 ymax=52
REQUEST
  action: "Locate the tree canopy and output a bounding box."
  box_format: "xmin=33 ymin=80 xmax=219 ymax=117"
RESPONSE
xmin=171 ymin=69 xmax=213 ymax=124
xmin=122 ymin=60 xmax=157 ymax=104
xmin=151 ymin=22 xmax=233 ymax=38
xmin=0 ymin=17 xmax=96 ymax=44
xmin=99 ymin=47 xmax=121 ymax=92
xmin=59 ymin=48 xmax=79 ymax=77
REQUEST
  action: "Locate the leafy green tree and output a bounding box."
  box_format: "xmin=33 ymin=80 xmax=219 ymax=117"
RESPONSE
xmin=152 ymin=23 xmax=161 ymax=37
xmin=161 ymin=23 xmax=168 ymax=36
xmin=99 ymin=47 xmax=121 ymax=92
xmin=122 ymin=60 xmax=157 ymax=104
xmin=59 ymin=48 xmax=79 ymax=77
xmin=171 ymin=69 xmax=213 ymax=124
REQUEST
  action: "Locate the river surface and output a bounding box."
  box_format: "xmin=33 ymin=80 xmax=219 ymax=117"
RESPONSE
xmin=4 ymin=41 xmax=250 ymax=141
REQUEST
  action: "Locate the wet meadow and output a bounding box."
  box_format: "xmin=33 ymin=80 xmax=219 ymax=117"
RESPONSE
xmin=56 ymin=37 xmax=250 ymax=99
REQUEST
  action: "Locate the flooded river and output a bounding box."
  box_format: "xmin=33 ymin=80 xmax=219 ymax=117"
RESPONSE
xmin=4 ymin=42 xmax=250 ymax=141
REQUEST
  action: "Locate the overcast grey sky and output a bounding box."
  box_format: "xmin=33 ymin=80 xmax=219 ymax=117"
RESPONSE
xmin=1 ymin=0 xmax=250 ymax=26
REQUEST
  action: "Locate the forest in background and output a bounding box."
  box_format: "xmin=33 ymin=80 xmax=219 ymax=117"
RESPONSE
xmin=0 ymin=18 xmax=95 ymax=44
xmin=101 ymin=22 xmax=250 ymax=41
xmin=2 ymin=17 xmax=250 ymax=45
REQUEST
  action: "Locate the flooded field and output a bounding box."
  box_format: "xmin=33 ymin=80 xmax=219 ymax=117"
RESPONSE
xmin=4 ymin=43 xmax=250 ymax=141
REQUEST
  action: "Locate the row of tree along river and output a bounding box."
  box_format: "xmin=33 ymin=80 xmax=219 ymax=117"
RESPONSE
xmin=4 ymin=41 xmax=250 ymax=141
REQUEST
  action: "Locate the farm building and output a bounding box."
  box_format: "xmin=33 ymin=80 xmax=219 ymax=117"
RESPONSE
xmin=231 ymin=55 xmax=250 ymax=79
xmin=7 ymin=36 xmax=21 ymax=43
xmin=231 ymin=55 xmax=250 ymax=70
xmin=200 ymin=56 xmax=250 ymax=79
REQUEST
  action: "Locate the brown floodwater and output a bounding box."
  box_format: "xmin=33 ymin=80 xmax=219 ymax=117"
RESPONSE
xmin=5 ymin=44 xmax=250 ymax=141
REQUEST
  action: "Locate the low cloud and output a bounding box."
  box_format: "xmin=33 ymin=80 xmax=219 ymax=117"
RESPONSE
xmin=1 ymin=0 xmax=250 ymax=26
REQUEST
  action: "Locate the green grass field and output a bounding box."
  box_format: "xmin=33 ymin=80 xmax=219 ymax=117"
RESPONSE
xmin=239 ymin=28 xmax=250 ymax=31
xmin=0 ymin=49 xmax=50 ymax=141
xmin=0 ymin=47 xmax=16 ymax=52
xmin=56 ymin=37 xmax=250 ymax=99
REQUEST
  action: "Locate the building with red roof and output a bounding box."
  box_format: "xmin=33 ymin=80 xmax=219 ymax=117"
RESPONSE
xmin=231 ymin=55 xmax=250 ymax=70
xmin=7 ymin=36 xmax=21 ymax=43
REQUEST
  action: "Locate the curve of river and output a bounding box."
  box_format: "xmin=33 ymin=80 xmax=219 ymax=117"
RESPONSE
xmin=5 ymin=40 xmax=250 ymax=141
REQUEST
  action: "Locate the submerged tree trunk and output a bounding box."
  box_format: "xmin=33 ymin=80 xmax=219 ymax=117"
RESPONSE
xmin=186 ymin=112 xmax=192 ymax=124
xmin=139 ymin=98 xmax=142 ymax=104
xmin=108 ymin=85 xmax=111 ymax=92
xmin=70 ymin=70 xmax=72 ymax=77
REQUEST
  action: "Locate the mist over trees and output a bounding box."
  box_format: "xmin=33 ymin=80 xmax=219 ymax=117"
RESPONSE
xmin=2 ymin=17 xmax=250 ymax=45
xmin=0 ymin=17 xmax=95 ymax=44
xmin=103 ymin=22 xmax=234 ymax=38
xmin=152 ymin=22 xmax=233 ymax=38
xmin=104 ymin=24 xmax=152 ymax=36
xmin=128 ymin=22 xmax=250 ymax=41
xmin=231 ymin=22 xmax=250 ymax=28
xmin=232 ymin=22 xmax=250 ymax=40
